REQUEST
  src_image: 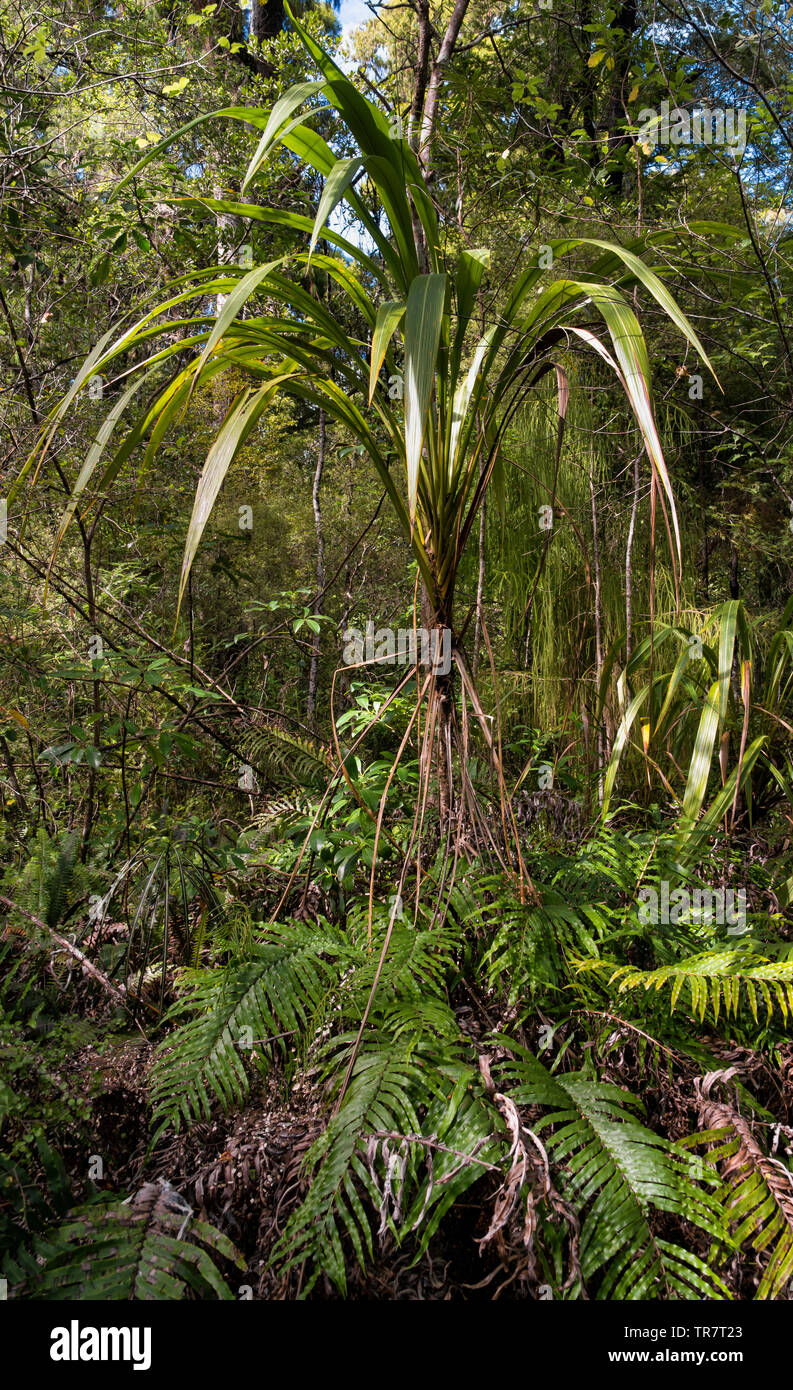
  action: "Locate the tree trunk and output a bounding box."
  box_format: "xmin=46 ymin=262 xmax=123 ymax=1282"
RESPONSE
xmin=252 ymin=0 xmax=283 ymax=43
xmin=729 ymin=543 xmax=740 ymax=598
xmin=603 ymin=0 xmax=638 ymax=194
xmin=307 ymin=410 xmax=326 ymax=720
xmin=410 ymin=0 xmax=471 ymax=270
xmin=418 ymin=0 xmax=472 ymax=173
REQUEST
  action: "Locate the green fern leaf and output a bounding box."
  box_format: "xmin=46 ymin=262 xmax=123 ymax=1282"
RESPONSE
xmin=29 ymin=1182 xmax=244 ymax=1300
xmin=149 ymin=922 xmax=352 ymax=1133
xmin=498 ymin=1042 xmax=731 ymax=1299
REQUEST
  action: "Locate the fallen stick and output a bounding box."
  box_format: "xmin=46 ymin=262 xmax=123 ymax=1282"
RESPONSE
xmin=0 ymin=893 xmax=127 ymax=1003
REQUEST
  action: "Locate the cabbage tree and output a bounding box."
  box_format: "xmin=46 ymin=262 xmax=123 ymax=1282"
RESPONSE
xmin=15 ymin=6 xmax=714 ymax=847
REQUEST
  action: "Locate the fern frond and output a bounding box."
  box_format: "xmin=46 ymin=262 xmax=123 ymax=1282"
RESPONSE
xmin=580 ymin=949 xmax=793 ymax=1024
xmin=399 ymin=1062 xmax=505 ymax=1256
xmin=45 ymin=830 xmax=80 ymax=929
xmin=553 ymin=828 xmax=654 ymax=898
xmin=149 ymin=921 xmax=352 ymax=1134
xmin=498 ymin=1043 xmax=731 ymax=1299
xmin=687 ymin=1070 xmax=793 ymax=1300
xmin=29 ymin=1180 xmax=244 ymax=1300
xmin=345 ymin=899 xmax=463 ymax=1006
xmin=244 ymin=725 xmax=333 ymax=790
xmin=482 ymin=887 xmax=601 ymax=1000
xmin=250 ymin=794 xmax=316 ymax=842
xmin=419 ymin=864 xmax=594 ymax=1000
xmin=0 ymin=1139 xmax=74 ymax=1285
xmin=270 ymin=1030 xmax=491 ymax=1295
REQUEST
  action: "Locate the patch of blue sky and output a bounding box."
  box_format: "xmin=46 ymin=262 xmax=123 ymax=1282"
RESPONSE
xmin=327 ymin=200 xmax=381 ymax=259
xmin=336 ymin=0 xmax=377 ymax=70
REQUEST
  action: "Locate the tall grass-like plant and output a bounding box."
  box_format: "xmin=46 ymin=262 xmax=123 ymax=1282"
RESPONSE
xmin=598 ymin=596 xmax=793 ymax=855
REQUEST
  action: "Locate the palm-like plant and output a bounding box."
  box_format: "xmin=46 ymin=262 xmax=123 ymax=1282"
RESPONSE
xmin=598 ymin=596 xmax=793 ymax=857
xmin=15 ymin=6 xmax=714 ymax=843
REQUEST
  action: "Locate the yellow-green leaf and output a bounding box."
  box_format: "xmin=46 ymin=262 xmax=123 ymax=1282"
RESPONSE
xmin=368 ymin=300 xmax=405 ymax=405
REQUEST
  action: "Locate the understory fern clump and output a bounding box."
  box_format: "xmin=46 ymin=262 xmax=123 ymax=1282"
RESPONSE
xmin=1 ymin=828 xmax=86 ymax=936
xmin=6 ymin=810 xmax=792 ymax=1299
xmin=270 ymin=1028 xmax=498 ymax=1294
xmin=148 ymin=920 xmax=355 ymax=1136
xmin=141 ymin=846 xmax=793 ymax=1299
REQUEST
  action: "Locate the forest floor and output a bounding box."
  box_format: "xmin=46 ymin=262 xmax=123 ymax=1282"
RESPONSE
xmin=62 ymin=977 xmax=793 ymax=1300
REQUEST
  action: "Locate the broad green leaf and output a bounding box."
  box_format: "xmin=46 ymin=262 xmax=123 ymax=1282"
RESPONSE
xmin=679 ymin=680 xmax=721 ymax=836
xmin=285 ymin=5 xmax=410 ymax=168
xmin=191 ymin=258 xmax=286 ymax=392
xmin=114 ymin=105 xmax=272 ymax=196
xmin=578 ymin=282 xmax=681 ymax=567
xmin=681 ymin=736 xmax=766 ymax=856
xmin=404 ymin=274 xmax=446 ymax=521
xmin=361 ymin=154 xmax=420 ymax=277
xmin=281 ymin=125 xmax=403 ymax=286
xmin=655 ymin=639 xmax=700 ymax=735
xmin=172 ymin=196 xmax=389 ymax=286
xmin=242 ymin=80 xmax=326 ymax=192
xmin=176 ymin=375 xmax=295 ymax=620
xmin=368 ymin=300 xmax=405 ymax=404
xmin=451 ymin=248 xmax=490 ymax=384
xmin=9 ymin=328 xmax=116 ymax=502
xmin=717 ymin=600 xmax=740 ymax=725
xmin=602 ymin=685 xmax=649 ymax=818
xmin=582 ymin=237 xmax=719 ymax=386
xmin=285 ymin=3 xmax=430 ymax=269
xmin=50 ymin=375 xmax=147 ymax=564
xmin=309 ymin=157 xmax=363 ymax=257
xmin=447 ymin=330 xmax=494 ymax=481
